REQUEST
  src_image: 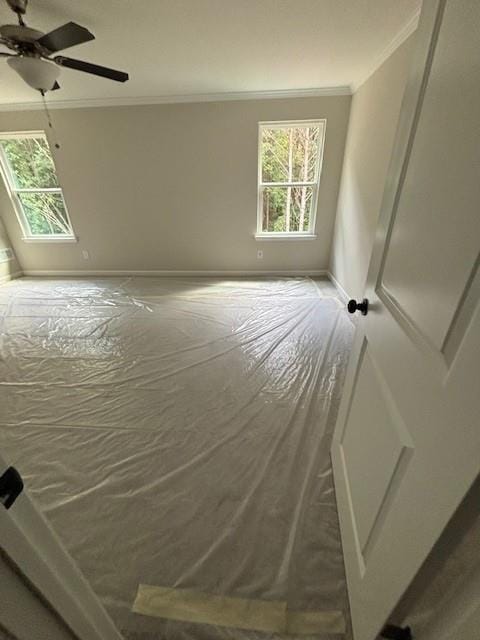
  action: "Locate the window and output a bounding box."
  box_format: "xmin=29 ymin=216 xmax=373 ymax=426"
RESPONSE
xmin=257 ymin=120 xmax=326 ymax=238
xmin=0 ymin=132 xmax=75 ymax=241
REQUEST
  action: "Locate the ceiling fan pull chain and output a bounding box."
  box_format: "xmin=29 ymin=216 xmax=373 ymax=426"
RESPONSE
xmin=40 ymin=90 xmax=61 ymax=150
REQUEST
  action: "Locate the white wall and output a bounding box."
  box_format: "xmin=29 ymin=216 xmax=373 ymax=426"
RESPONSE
xmin=0 ymin=95 xmax=350 ymax=274
xmin=330 ymin=37 xmax=414 ymax=297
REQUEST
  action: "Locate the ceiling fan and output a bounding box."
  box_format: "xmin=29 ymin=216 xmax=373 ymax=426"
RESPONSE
xmin=0 ymin=0 xmax=128 ymax=93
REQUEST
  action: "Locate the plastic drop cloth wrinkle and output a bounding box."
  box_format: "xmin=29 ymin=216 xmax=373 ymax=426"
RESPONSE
xmin=0 ymin=276 xmax=354 ymax=640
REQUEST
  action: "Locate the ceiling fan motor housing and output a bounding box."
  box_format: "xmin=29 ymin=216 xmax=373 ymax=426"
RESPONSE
xmin=0 ymin=24 xmax=44 ymax=43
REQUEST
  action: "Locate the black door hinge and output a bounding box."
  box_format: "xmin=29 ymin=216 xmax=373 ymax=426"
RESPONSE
xmin=381 ymin=625 xmax=413 ymax=640
xmin=0 ymin=466 xmax=24 ymax=510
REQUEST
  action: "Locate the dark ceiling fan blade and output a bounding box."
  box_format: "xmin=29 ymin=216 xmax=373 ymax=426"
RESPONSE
xmin=54 ymin=56 xmax=129 ymax=82
xmin=37 ymin=22 xmax=94 ymax=53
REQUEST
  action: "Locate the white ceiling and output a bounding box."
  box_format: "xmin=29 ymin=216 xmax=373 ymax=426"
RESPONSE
xmin=0 ymin=0 xmax=421 ymax=107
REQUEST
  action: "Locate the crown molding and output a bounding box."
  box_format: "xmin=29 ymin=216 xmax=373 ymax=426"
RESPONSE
xmin=0 ymin=86 xmax=351 ymax=112
xmin=351 ymin=7 xmax=421 ymax=93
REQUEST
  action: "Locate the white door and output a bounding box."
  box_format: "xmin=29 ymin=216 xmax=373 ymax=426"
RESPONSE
xmin=331 ymin=1 xmax=480 ymax=639
xmin=0 ymin=453 xmax=122 ymax=640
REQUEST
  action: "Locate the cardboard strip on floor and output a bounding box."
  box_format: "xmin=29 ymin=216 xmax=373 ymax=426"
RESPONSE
xmin=133 ymin=584 xmax=346 ymax=635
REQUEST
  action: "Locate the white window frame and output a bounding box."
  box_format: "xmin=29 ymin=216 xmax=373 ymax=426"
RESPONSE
xmin=256 ymin=119 xmax=326 ymax=240
xmin=0 ymin=130 xmax=76 ymax=242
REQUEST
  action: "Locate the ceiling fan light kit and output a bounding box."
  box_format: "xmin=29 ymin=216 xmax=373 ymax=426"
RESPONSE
xmin=7 ymin=55 xmax=59 ymax=91
xmin=0 ymin=0 xmax=129 ymax=93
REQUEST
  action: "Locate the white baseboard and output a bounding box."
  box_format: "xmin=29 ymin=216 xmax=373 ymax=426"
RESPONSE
xmin=22 ymin=269 xmax=328 ymax=278
xmin=0 ymin=270 xmax=23 ymax=285
xmin=327 ymin=271 xmax=351 ymax=302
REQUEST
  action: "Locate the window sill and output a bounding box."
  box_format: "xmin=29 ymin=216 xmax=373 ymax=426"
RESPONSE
xmin=22 ymin=236 xmax=78 ymax=243
xmin=254 ymin=233 xmax=317 ymax=241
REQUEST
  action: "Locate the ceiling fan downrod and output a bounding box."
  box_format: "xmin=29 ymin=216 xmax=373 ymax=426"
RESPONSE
xmin=6 ymin=0 xmax=28 ymax=26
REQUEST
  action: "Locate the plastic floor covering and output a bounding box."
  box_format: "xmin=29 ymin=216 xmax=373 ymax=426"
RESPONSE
xmin=0 ymin=276 xmax=355 ymax=640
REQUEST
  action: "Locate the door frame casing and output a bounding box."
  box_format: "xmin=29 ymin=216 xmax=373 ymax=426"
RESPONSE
xmin=0 ymin=452 xmax=122 ymax=640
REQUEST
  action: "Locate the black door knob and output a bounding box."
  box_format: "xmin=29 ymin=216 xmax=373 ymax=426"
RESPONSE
xmin=347 ymin=298 xmax=369 ymax=315
xmin=381 ymin=625 xmax=412 ymax=640
xmin=0 ymin=466 xmax=24 ymax=510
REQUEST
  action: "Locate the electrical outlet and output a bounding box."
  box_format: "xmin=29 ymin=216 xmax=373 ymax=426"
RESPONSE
xmin=0 ymin=247 xmax=13 ymax=263
xmin=257 ymin=250 xmax=263 ymax=260
xmin=82 ymin=250 xmax=90 ymax=260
